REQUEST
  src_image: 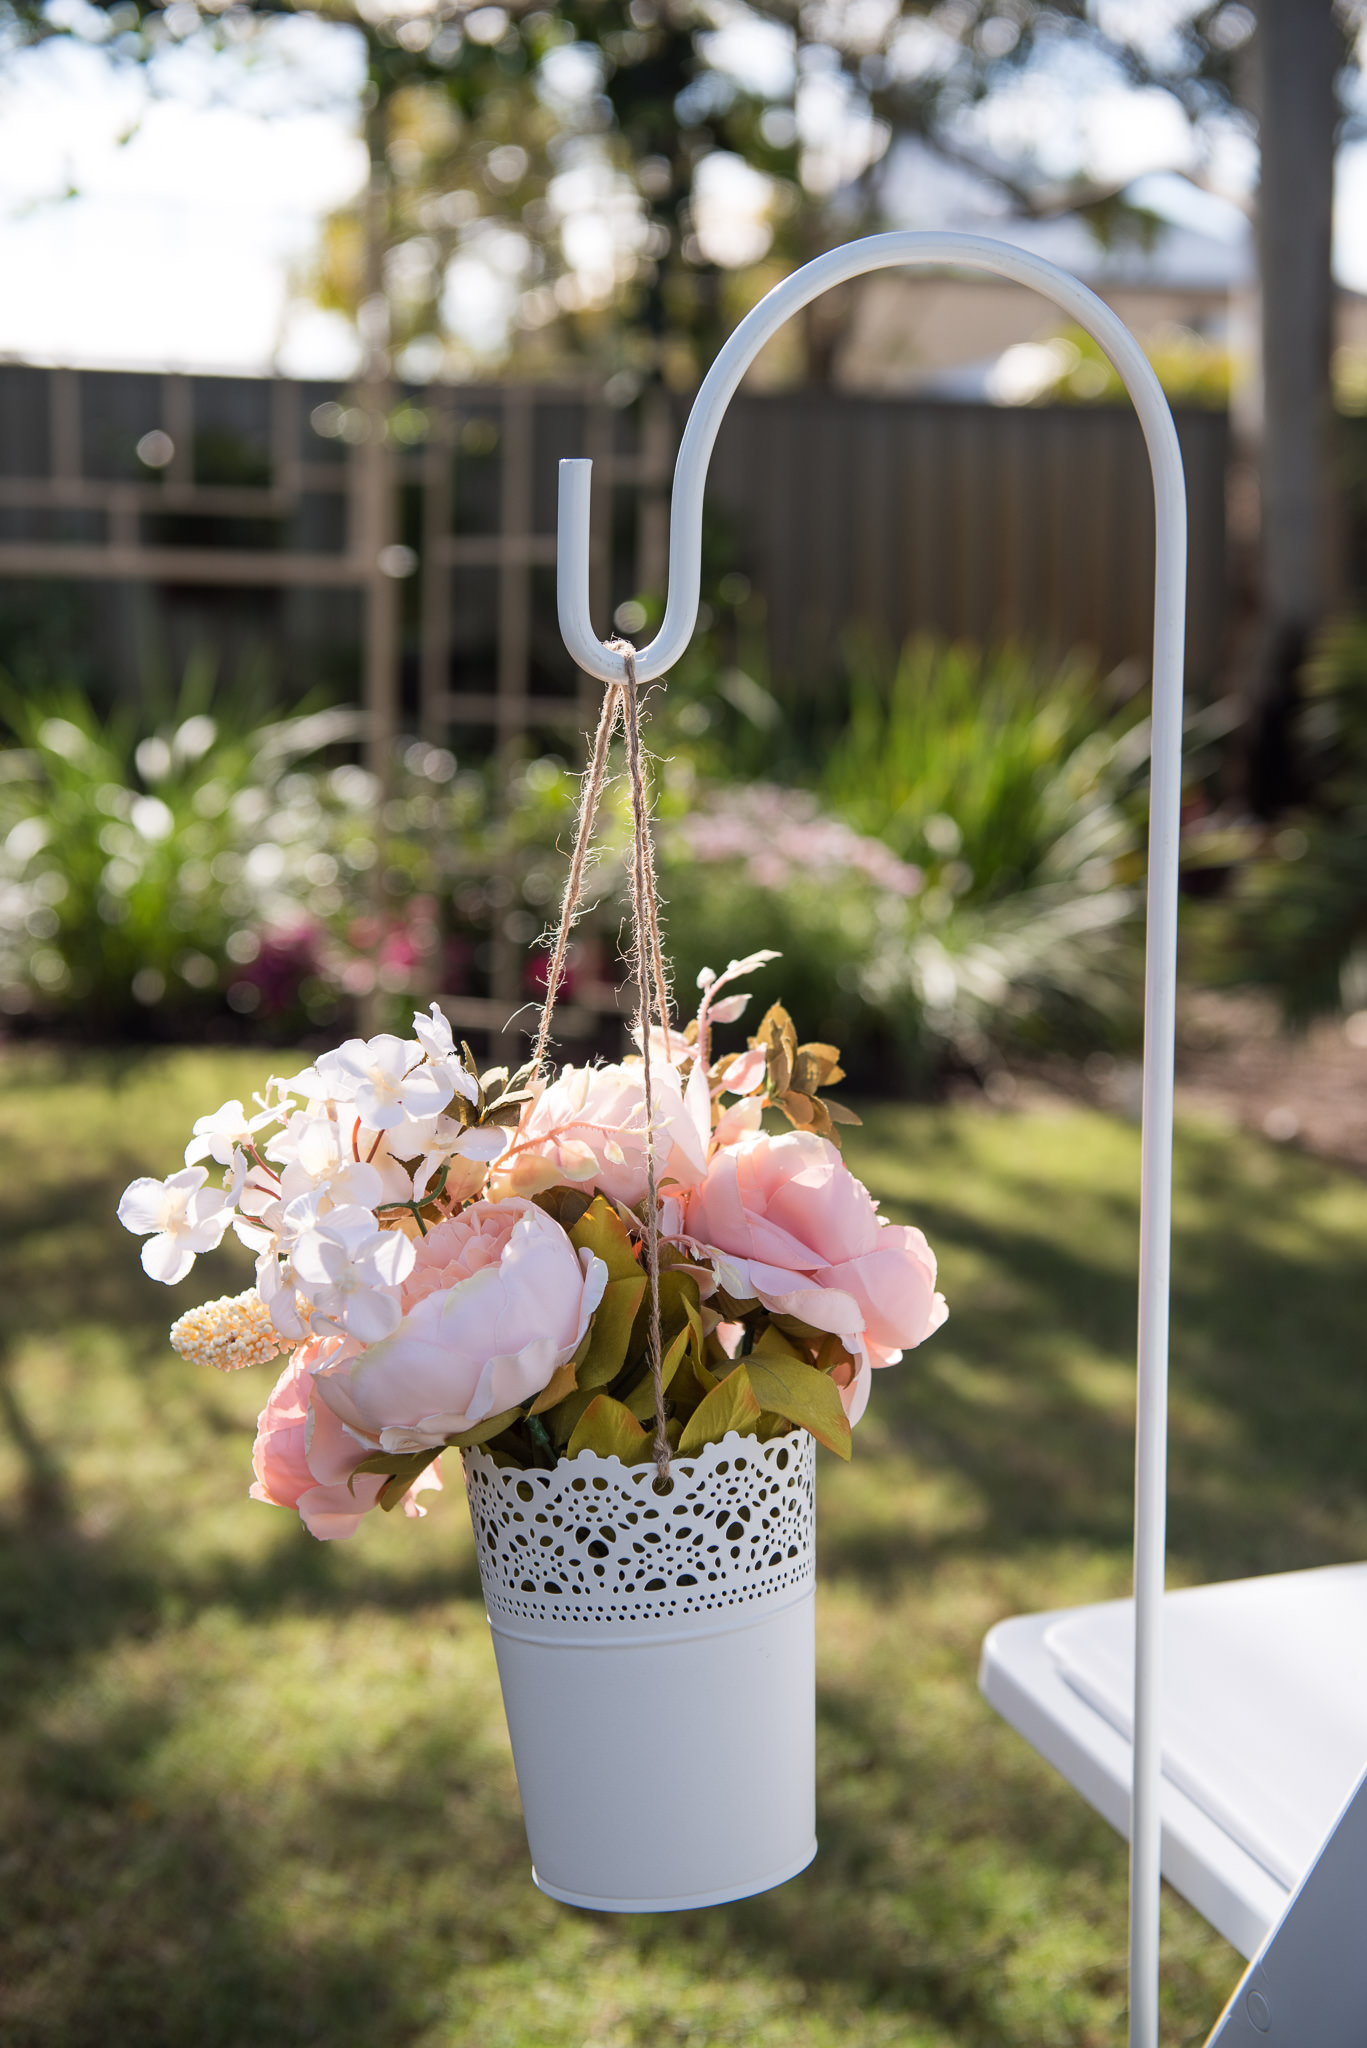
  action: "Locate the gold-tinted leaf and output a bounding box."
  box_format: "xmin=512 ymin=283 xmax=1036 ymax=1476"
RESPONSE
xmin=567 ymin=1394 xmax=652 ymax=1464
xmin=789 ymin=1048 xmax=824 ymax=1097
xmin=677 ymin=1363 xmax=763 ymax=1457
xmin=780 ymin=1089 xmax=815 ymax=1127
xmin=483 ymin=1096 xmax=528 ymax=1128
xmin=810 ymin=1330 xmax=861 ymax=1380
xmin=744 ymin=1352 xmax=852 ymax=1460
xmin=570 ymin=1196 xmax=642 ymax=1284
xmin=753 ymin=1001 xmax=796 ymax=1097
xmin=825 ymin=1099 xmax=862 ymax=1126
xmin=576 ymin=1275 xmax=648 ymax=1388
xmin=804 ymin=1097 xmax=836 ymax=1142
xmin=798 ymin=1041 xmax=844 ymax=1084
xmin=527 ymin=1353 xmax=582 ymax=1415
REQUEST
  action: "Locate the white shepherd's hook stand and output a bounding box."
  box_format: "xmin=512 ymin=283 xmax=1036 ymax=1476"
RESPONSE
xmin=556 ymin=232 xmax=1186 ymax=2048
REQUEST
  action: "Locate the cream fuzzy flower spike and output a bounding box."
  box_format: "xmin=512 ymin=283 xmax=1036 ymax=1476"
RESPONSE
xmin=170 ymin=1289 xmax=282 ymax=1372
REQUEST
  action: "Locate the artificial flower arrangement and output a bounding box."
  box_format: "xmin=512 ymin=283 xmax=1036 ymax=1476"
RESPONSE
xmin=117 ymin=951 xmax=946 ymax=1542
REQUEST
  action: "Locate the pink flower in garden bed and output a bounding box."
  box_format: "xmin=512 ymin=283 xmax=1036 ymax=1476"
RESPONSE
xmin=668 ymin=785 xmax=923 ymax=899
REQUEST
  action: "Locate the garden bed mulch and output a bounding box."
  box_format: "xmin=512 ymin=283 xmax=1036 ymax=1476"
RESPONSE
xmin=995 ymin=991 xmax=1367 ymax=1177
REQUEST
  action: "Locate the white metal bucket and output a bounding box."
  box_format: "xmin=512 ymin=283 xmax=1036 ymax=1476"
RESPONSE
xmin=463 ymin=1429 xmax=818 ymax=1912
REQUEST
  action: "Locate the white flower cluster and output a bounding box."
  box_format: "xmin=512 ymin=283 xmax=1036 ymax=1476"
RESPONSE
xmin=117 ymin=1005 xmax=509 ymax=1343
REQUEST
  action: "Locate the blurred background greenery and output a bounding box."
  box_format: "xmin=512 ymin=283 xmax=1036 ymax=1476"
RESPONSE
xmin=4 ymin=612 xmax=1362 ymax=1090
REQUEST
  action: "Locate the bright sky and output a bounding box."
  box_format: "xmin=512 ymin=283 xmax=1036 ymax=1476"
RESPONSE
xmin=1 ymin=18 xmax=1366 ymax=379
xmin=0 ymin=24 xmax=368 ymax=375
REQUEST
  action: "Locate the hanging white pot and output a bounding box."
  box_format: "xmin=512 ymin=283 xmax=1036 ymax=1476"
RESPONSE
xmin=463 ymin=1427 xmax=817 ymax=1912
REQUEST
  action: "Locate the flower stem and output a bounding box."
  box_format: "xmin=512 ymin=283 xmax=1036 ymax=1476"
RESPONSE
xmin=524 ymin=1414 xmax=556 ymax=1468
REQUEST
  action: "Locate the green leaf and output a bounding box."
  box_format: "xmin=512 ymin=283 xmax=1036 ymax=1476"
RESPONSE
xmin=542 ymin=1386 xmax=597 ymax=1447
xmin=676 ymin=1364 xmax=763 ymax=1457
xmin=750 ymin=1322 xmax=806 ymax=1363
xmin=623 ymin=1323 xmax=690 ymax=1422
xmin=657 ymin=1264 xmax=702 ymax=1340
xmin=443 ymin=1405 xmax=524 ymax=1451
xmin=570 ymin=1196 xmax=642 ymax=1284
xmin=577 ymin=1275 xmax=648 ymax=1388
xmin=743 ymin=1352 xmax=852 ymax=1460
xmin=484 ymin=1098 xmax=528 ymax=1128
xmin=567 ymin=1394 xmax=652 ymax=1464
xmin=349 ymin=1441 xmax=445 ymax=1512
xmin=533 ymin=1185 xmax=595 ymax=1234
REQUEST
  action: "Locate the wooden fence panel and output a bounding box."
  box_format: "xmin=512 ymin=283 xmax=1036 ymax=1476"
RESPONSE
xmin=705 ymin=395 xmax=1230 ymax=691
xmin=0 ymin=368 xmax=1233 ymax=1043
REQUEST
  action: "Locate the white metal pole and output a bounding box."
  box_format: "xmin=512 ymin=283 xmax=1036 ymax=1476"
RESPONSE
xmin=556 ymin=232 xmax=1186 ymax=2048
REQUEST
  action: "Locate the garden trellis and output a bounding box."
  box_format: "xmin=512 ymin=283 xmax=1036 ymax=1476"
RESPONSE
xmin=556 ymin=231 xmax=1186 ymax=2048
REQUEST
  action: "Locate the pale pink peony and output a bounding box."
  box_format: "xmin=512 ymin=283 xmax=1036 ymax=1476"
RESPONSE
xmin=310 ymin=1198 xmax=608 ymax=1455
xmin=682 ymin=1130 xmax=946 ymax=1424
xmin=494 ymin=1057 xmax=709 ymax=1207
xmin=399 ymin=1201 xmax=523 ymax=1310
xmin=249 ymin=1338 xmax=441 ymax=1542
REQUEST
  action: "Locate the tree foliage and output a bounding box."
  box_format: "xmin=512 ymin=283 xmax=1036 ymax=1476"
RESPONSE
xmin=0 ymin=0 xmax=1298 ymax=383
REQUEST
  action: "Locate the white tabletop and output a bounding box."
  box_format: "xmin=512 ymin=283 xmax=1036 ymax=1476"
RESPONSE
xmin=980 ymin=1560 xmax=1367 ymax=1958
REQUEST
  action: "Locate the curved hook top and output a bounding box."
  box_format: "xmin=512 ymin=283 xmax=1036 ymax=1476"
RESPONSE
xmin=557 ymin=229 xmax=1185 ymax=689
xmin=556 ymin=229 xmax=1187 ymax=2048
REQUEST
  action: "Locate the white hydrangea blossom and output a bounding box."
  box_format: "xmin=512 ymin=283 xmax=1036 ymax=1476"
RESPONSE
xmin=116 ymin=1165 xmax=238 ymax=1284
xmin=116 ymin=1013 xmax=497 ymax=1343
xmin=290 ymin=1205 xmax=416 ymax=1343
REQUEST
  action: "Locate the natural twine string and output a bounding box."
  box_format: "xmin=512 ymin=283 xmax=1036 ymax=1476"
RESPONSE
xmin=532 ymin=638 xmax=673 ymax=1488
xmin=530 ymin=682 xmax=621 ymax=1080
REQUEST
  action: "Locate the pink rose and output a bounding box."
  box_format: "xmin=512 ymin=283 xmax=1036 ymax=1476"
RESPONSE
xmin=682 ymin=1131 xmax=946 ymax=1423
xmin=495 ymin=1058 xmax=708 ymax=1207
xmin=249 ymin=1339 xmax=442 ymax=1541
xmin=311 ymin=1198 xmax=608 ymax=1454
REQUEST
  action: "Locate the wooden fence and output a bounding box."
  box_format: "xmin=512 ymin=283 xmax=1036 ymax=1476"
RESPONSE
xmin=705 ymin=392 xmax=1230 ymax=689
xmin=0 ymin=365 xmax=1231 ymax=1042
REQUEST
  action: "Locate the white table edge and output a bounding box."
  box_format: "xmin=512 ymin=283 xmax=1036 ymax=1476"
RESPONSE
xmin=978 ymin=1608 xmax=1289 ymax=1960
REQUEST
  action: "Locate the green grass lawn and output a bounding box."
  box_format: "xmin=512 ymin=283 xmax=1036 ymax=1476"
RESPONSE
xmin=3 ymin=1048 xmax=1366 ymax=2048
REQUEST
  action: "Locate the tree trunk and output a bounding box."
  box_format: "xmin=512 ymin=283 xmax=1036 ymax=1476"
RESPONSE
xmin=1248 ymin=0 xmax=1339 ymax=813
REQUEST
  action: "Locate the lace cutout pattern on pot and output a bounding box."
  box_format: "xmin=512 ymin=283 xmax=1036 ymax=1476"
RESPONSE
xmin=463 ymin=1430 xmax=816 ymax=1626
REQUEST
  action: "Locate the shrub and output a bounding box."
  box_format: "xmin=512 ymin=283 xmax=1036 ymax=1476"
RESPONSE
xmin=1214 ymin=618 xmax=1367 ymax=1022
xmin=0 ymin=677 xmax=482 ymax=1037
